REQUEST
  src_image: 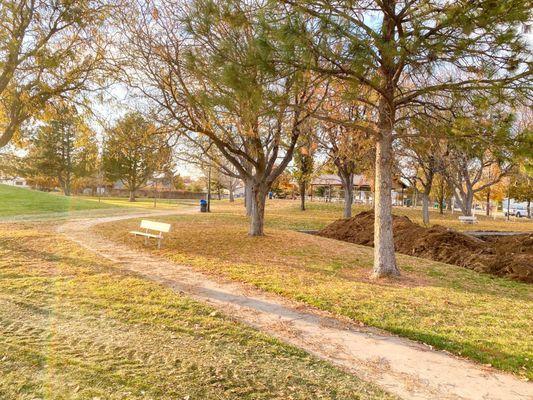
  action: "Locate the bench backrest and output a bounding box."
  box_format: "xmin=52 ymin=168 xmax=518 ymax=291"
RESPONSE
xmin=458 ymin=216 xmax=477 ymax=220
xmin=140 ymin=219 xmax=171 ymax=233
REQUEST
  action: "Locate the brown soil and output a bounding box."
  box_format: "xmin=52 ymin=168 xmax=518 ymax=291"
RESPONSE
xmin=318 ymin=211 xmax=533 ymax=283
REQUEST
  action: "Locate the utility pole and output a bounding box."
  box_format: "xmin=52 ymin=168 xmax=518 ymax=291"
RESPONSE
xmin=98 ymin=137 xmax=105 ymax=203
xmin=207 ymin=160 xmax=212 ymax=212
xmin=98 ymin=169 xmax=102 ymax=203
xmin=153 ymin=173 xmax=164 ymax=209
xmin=507 ymin=191 xmax=511 ymax=221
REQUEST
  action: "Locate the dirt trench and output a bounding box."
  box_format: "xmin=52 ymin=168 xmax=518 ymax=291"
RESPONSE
xmin=318 ymin=211 xmax=533 ymax=283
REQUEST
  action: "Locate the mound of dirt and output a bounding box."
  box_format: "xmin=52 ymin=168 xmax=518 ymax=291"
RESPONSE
xmin=318 ymin=211 xmax=533 ymax=283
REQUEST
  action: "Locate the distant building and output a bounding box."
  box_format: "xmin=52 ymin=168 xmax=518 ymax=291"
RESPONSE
xmin=309 ymin=174 xmax=407 ymax=205
xmin=0 ymin=176 xmax=28 ymax=188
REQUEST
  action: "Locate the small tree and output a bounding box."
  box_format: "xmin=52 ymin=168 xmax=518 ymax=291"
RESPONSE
xmin=443 ymin=109 xmax=517 ymax=216
xmin=508 ymin=110 xmax=533 ymax=217
xmin=475 ymin=166 xmax=509 ymax=216
xmin=177 ymin=138 xmax=242 ymax=204
xmin=431 ymin=174 xmax=454 ymax=215
xmin=103 ymin=113 xmax=172 ymax=201
xmin=23 ymin=102 xmax=97 ymax=196
xmin=293 ymin=121 xmax=317 ymax=211
xmin=173 ymin=175 xmax=186 ymax=190
xmin=318 ymin=87 xmax=374 ymax=218
xmin=399 ymin=121 xmax=448 ymax=225
xmin=509 ymin=173 xmax=533 ymax=218
xmin=0 ymin=152 xmax=22 ymax=180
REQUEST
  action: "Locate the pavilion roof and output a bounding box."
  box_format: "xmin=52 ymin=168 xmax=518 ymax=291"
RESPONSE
xmin=310 ymin=174 xmax=406 ymax=189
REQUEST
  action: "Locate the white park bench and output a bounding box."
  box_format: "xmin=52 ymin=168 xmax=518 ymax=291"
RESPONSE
xmin=130 ymin=220 xmax=171 ymax=249
xmin=458 ymin=216 xmax=478 ymax=224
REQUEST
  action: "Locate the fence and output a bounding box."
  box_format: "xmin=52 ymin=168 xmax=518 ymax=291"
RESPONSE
xmin=105 ymin=189 xmax=206 ymax=200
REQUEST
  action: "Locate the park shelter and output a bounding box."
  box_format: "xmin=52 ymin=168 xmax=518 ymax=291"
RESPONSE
xmin=309 ymin=174 xmax=407 ymax=205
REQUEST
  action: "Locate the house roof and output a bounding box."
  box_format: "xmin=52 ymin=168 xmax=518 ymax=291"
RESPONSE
xmin=310 ymin=174 xmax=406 ymax=190
xmin=310 ymin=174 xmax=371 ymax=187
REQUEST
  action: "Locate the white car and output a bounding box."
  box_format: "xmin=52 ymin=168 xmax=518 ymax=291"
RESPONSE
xmin=503 ymin=201 xmax=530 ymax=218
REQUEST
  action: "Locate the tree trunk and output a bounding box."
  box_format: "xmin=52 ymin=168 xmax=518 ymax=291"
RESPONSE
xmin=63 ymin=172 xmax=72 ymax=196
xmin=458 ymin=191 xmax=474 ymax=216
xmin=528 ymin=199 xmax=531 ymax=218
xmin=244 ymin=179 xmax=253 ymax=216
xmin=343 ymin=186 xmax=353 ymax=219
xmin=372 ymin=114 xmax=399 ymax=278
xmin=58 ymin=176 xmax=67 ymax=197
xmin=485 ymin=188 xmax=491 ymax=216
xmin=454 ymin=188 xmax=474 ymax=216
xmin=342 ymin=174 xmax=354 ymax=219
xmin=299 ymin=180 xmax=306 ymax=211
xmin=465 ymin=193 xmax=473 ymax=216
xmin=249 ymin=184 xmax=267 ymax=236
xmin=437 ymin=180 xmax=444 ymax=214
xmin=129 ymin=190 xmax=136 ymax=202
xmin=421 ymin=192 xmax=430 ymax=225
xmin=229 ymin=185 xmax=235 ymax=202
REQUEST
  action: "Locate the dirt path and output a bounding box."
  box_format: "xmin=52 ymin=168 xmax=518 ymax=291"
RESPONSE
xmin=58 ymin=211 xmax=533 ymax=400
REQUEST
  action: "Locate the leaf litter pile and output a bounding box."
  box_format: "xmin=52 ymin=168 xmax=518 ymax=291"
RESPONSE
xmin=318 ymin=211 xmax=533 ymax=283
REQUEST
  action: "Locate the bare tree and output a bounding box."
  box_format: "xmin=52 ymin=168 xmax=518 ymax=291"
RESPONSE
xmin=293 ymin=119 xmax=317 ymax=211
xmin=318 ymin=84 xmax=374 ymax=218
xmin=399 ymin=120 xmax=448 ymax=225
xmin=445 ymin=150 xmax=513 ymax=216
xmin=442 ymin=108 xmax=518 ymax=216
xmin=116 ymin=0 xmax=319 ymax=235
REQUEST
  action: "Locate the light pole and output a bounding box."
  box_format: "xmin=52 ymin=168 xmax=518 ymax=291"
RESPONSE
xmin=98 ymin=137 xmax=105 ymax=203
xmin=507 ymin=189 xmax=511 ymax=221
xmin=204 ymin=140 xmax=213 ymax=212
xmin=153 ymin=179 xmax=157 ymax=208
xmin=207 ymin=160 xmax=212 ymax=212
xmin=153 ymin=173 xmax=164 ymax=208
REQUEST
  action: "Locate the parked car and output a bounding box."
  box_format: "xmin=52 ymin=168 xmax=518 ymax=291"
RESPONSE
xmin=503 ymin=199 xmax=530 ymax=218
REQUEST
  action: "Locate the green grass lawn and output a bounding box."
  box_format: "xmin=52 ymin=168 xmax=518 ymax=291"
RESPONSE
xmin=95 ymin=200 xmax=533 ymax=379
xmin=82 ymin=195 xmax=197 ymax=210
xmin=0 ymin=185 xmax=196 ymax=219
xmin=0 ymin=222 xmax=393 ymax=400
xmin=0 ymin=184 xmax=117 ymax=217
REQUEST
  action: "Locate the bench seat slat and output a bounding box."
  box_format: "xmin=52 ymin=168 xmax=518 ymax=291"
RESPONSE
xmin=140 ymin=220 xmax=171 ymax=233
xmin=130 ymin=230 xmax=162 ymax=239
xmin=458 ymin=216 xmax=478 ymax=224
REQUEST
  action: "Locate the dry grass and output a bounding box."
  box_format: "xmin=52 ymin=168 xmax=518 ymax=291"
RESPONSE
xmin=95 ymin=201 xmax=533 ymax=379
xmin=0 ymin=222 xmax=394 ymax=400
xmin=212 ymin=199 xmax=533 ymax=232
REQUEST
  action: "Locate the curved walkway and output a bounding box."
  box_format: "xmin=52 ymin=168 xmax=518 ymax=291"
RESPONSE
xmin=58 ymin=211 xmax=533 ymax=400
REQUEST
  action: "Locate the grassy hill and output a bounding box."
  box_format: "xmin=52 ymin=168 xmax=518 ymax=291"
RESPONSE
xmin=0 ymin=184 xmax=117 ymax=218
